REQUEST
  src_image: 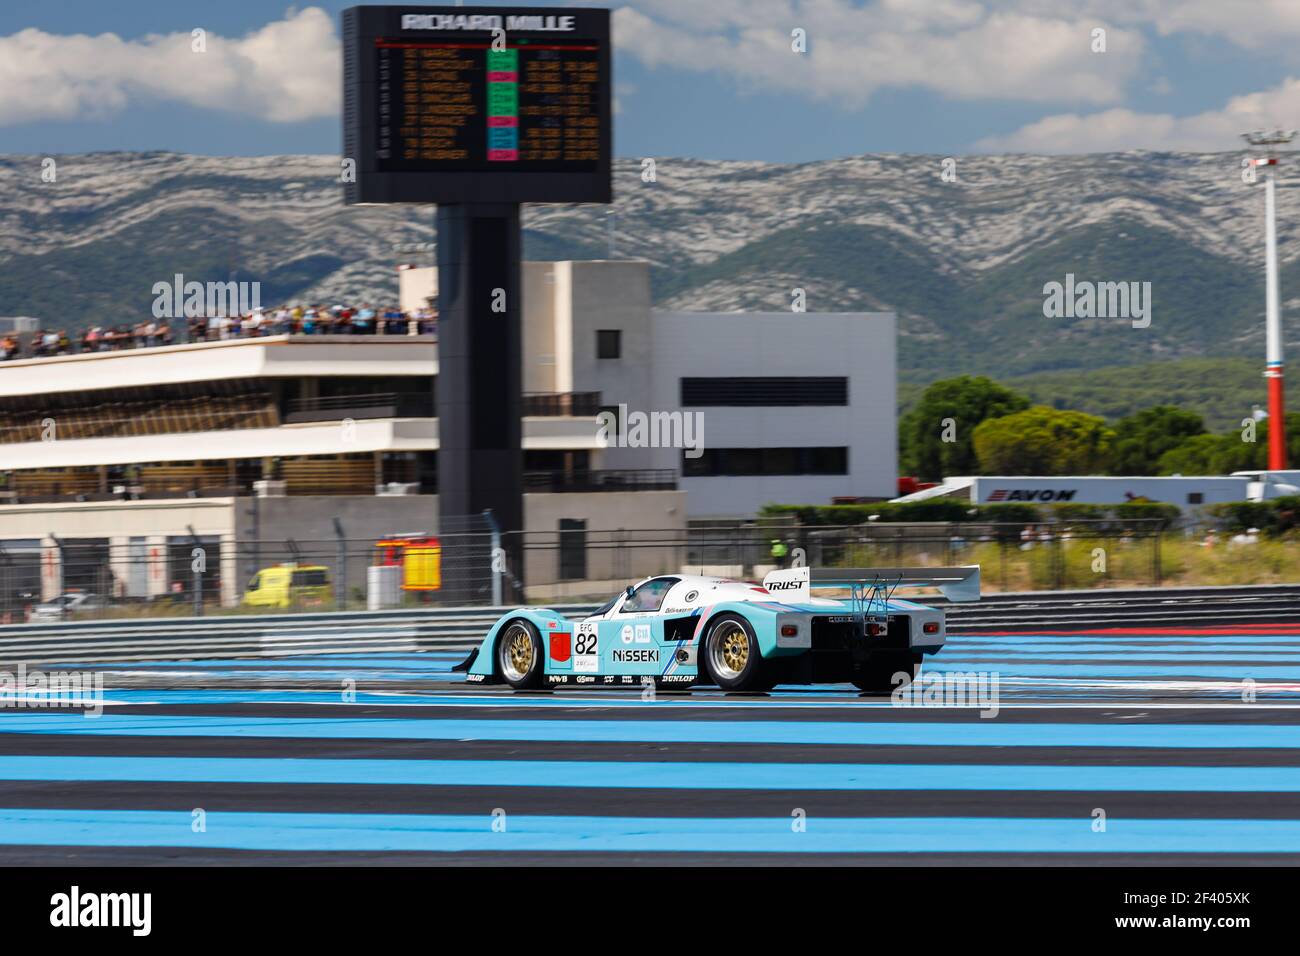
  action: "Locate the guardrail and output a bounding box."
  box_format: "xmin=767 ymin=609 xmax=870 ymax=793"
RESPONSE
xmin=1 ymin=584 xmax=1297 ymax=666
xmin=935 ymin=583 xmax=1300 ymax=631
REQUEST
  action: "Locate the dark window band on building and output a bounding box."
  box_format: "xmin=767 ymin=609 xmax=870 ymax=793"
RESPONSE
xmin=683 ymin=447 xmax=848 ymax=477
xmin=596 ymin=329 xmax=621 ymax=359
xmin=680 ymin=376 xmax=848 ymax=407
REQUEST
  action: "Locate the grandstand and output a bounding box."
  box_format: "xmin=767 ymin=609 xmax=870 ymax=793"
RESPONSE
xmin=0 ymin=322 xmax=685 ymax=607
xmin=0 ymin=333 xmax=644 ymax=501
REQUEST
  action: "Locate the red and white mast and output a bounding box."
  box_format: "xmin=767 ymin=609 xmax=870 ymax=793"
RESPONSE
xmin=1245 ymin=129 xmax=1295 ymax=472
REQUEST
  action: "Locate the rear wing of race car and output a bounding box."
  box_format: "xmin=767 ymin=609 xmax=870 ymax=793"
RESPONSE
xmin=761 ymin=566 xmax=981 ymax=604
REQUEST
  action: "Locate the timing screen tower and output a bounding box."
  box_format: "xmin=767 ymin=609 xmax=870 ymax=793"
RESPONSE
xmin=343 ymin=5 xmax=612 ymax=596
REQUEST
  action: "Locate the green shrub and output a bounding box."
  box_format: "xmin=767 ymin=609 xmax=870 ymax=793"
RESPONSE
xmin=1206 ymin=501 xmax=1280 ymax=533
xmin=761 ymin=500 xmax=978 ymax=525
xmin=1047 ymin=503 xmax=1109 ymax=522
xmin=763 ymin=499 xmax=1186 ymax=529
xmin=970 ymin=503 xmax=1041 ymax=525
xmin=759 ymin=504 xmax=831 ymax=525
xmin=1112 ymin=502 xmax=1180 ymax=527
xmin=1273 ymin=496 xmax=1300 ymax=534
xmin=883 ymin=500 xmax=975 ymax=523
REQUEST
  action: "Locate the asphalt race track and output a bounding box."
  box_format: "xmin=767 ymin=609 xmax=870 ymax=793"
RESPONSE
xmin=2 ymin=624 xmax=1300 ymax=864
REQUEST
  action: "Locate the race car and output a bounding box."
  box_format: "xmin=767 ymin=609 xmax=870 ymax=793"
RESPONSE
xmin=454 ymin=565 xmax=980 ymax=692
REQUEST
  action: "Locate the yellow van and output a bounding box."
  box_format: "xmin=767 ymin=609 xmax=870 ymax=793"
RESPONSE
xmin=242 ymin=564 xmax=333 ymax=609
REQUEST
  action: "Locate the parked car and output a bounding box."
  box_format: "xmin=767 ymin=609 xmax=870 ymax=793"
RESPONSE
xmin=242 ymin=564 xmax=333 ymax=609
xmin=29 ymin=591 xmax=107 ymax=623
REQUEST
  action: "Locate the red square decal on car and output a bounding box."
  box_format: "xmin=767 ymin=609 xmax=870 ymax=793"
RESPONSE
xmin=550 ymin=633 xmax=571 ymax=662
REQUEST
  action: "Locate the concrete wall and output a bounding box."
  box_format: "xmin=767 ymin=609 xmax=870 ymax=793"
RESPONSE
xmin=0 ymin=487 xmax=688 ymax=608
xmin=7 ymin=417 xmax=604 ymax=470
xmin=521 ymin=262 xmax=558 ymax=394
xmin=399 ymin=266 xmax=437 ymax=313
xmin=522 ymin=490 xmax=686 ymax=586
xmin=233 ymin=489 xmax=688 ymax=595
xmin=0 ymin=498 xmax=236 ymax=539
xmin=230 ymin=494 xmax=439 ymax=604
xmin=0 ymin=498 xmax=237 ymax=604
xmin=232 ymin=494 xmax=438 ymax=543
xmin=0 ymin=336 xmax=439 ymax=398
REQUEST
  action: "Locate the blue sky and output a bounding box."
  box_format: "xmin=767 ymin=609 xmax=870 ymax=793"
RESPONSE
xmin=2 ymin=1 xmax=1300 ymax=160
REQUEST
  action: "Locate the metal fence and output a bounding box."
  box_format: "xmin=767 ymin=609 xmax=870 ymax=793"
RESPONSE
xmin=0 ymin=516 xmax=499 ymax=624
xmin=0 ymin=518 xmax=1171 ymax=624
xmin=503 ymin=518 xmax=1169 ymax=604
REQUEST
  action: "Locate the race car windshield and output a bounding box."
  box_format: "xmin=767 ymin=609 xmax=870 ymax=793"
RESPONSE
xmin=621 ymin=577 xmax=679 ymax=613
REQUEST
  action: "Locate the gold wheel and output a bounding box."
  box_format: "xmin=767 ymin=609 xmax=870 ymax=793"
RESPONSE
xmin=707 ymin=619 xmax=753 ymax=683
xmin=722 ymin=628 xmax=748 ymax=672
xmin=499 ymin=622 xmax=539 ymax=684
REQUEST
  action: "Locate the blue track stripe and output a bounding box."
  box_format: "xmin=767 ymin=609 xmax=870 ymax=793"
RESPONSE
xmin=107 ymin=651 xmax=1300 ymax=668
xmin=65 ymin=655 xmax=466 ymax=669
xmin=4 ymin=688 xmax=906 ymax=708
xmin=953 ymin=638 xmax=1300 ymax=650
xmin=2 ymin=714 xmax=1299 ymax=747
xmin=938 ymin=652 xmax=1300 ymax=663
xmin=1 ymin=755 xmax=1298 ymax=792
xmin=42 ymin=689 xmax=473 ymax=706
xmin=41 ymin=669 xmax=457 ymax=682
xmin=72 ymin=660 xmax=1297 ymax=682
xmin=951 ymin=639 xmax=1300 ymax=647
xmin=0 ymin=809 xmax=1298 ymax=853
xmin=927 ymin=662 xmax=1300 ymax=678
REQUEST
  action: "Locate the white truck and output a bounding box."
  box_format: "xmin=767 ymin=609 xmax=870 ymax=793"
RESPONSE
xmin=896 ymin=473 xmax=1300 ymax=513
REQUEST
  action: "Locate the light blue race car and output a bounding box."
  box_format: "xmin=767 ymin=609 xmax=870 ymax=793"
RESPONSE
xmin=454 ymin=566 xmax=980 ymax=693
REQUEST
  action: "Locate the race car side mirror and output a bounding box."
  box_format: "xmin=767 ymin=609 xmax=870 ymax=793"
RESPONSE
xmin=625 ymin=586 xmax=635 ymax=598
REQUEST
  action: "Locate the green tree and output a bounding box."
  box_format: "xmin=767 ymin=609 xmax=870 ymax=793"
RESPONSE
xmin=972 ymin=405 xmax=1116 ymax=474
xmin=1156 ymin=413 xmax=1300 ymax=474
xmin=1110 ymin=405 xmax=1206 ymax=475
xmin=898 ymin=375 xmax=1030 ymax=481
xmin=1155 ymin=433 xmax=1234 ymax=474
xmin=1242 ymin=413 xmax=1300 ymax=471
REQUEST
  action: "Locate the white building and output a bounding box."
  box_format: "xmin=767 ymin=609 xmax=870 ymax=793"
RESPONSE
xmin=0 ymin=259 xmax=896 ymax=607
xmin=406 ymin=259 xmax=898 ymax=516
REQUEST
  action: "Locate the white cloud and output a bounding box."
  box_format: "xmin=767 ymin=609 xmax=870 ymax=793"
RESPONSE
xmin=978 ymin=76 xmax=1300 ymax=152
xmin=4 ymin=0 xmax=1297 ymax=150
xmin=0 ymin=7 xmax=338 ymax=126
xmin=1020 ymin=0 xmax=1300 ymax=51
xmin=614 ymin=0 xmax=1145 ymax=107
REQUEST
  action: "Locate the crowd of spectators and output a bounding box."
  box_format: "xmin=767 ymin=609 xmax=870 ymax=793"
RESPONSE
xmin=0 ymin=305 xmax=436 ymax=361
xmin=188 ymin=305 xmax=435 ymax=341
xmin=82 ymin=322 xmax=176 ymax=352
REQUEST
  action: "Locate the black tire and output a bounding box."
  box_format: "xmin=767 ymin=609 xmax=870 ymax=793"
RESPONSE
xmin=852 ymin=652 xmax=923 ymax=695
xmin=496 ymin=619 xmax=545 ymax=689
xmin=702 ymin=614 xmax=771 ymax=691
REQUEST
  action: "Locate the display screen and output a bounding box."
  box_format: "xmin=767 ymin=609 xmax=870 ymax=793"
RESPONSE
xmin=343 ymin=6 xmax=611 ymax=204
xmin=376 ymin=37 xmax=601 ymax=171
